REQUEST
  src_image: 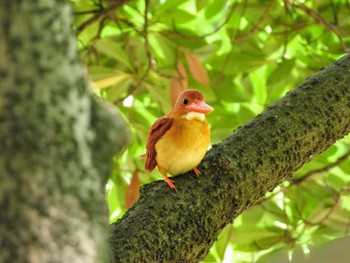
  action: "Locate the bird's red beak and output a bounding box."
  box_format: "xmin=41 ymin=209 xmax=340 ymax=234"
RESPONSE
xmin=186 ymin=101 xmax=214 ymax=114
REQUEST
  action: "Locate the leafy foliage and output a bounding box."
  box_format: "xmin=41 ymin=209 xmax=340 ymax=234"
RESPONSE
xmin=72 ymin=0 xmax=350 ymax=261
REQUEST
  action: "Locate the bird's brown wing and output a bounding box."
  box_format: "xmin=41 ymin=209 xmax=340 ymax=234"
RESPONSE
xmin=145 ymin=116 xmax=173 ymax=173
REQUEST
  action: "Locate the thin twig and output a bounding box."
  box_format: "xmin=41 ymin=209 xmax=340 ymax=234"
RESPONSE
xmin=75 ymin=9 xmax=102 ymax=15
xmin=114 ymin=0 xmax=152 ymax=105
xmin=303 ymin=193 xmax=340 ymax=226
xmin=281 ymin=0 xmax=291 ymax=59
xmin=329 ymin=0 xmax=339 ymax=25
xmin=256 ymin=149 xmax=350 ymax=206
xmin=139 ymin=1 xmax=177 ymax=81
xmin=293 ymin=150 xmax=350 ymax=185
xmin=234 ymin=0 xmax=275 ymax=44
xmin=77 ymin=0 xmax=129 ymax=33
xmin=143 ymin=0 xmax=153 ymax=70
xmin=284 ymin=0 xmax=348 ymax=53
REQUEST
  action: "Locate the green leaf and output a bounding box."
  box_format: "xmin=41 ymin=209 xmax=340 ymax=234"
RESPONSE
xmin=237 ymin=105 xmax=256 ymax=124
xmin=306 ymin=197 xmax=336 ymax=224
xmin=267 ymin=58 xmax=296 ymax=86
xmin=196 ymin=0 xmax=208 ymax=11
xmin=339 ymin=157 xmax=350 ymax=175
xmin=214 ymin=84 xmax=250 ymax=103
xmin=211 ymin=224 xmax=233 ymax=261
xmin=231 ymin=224 xmax=280 ymax=247
xmin=256 ymin=247 xmax=289 ymax=263
xmin=149 ymin=33 xmax=176 ymax=62
xmin=106 ymin=179 xmax=127 ymax=223
xmin=205 ymin=0 xmax=227 ymax=19
xmin=249 ymin=67 xmax=267 ymax=105
xmin=95 ymin=39 xmax=133 ymax=70
xmin=146 ymin=84 xmax=172 ymax=113
xmin=105 ymin=78 xmax=133 ymax=103
xmin=212 ymin=52 xmax=268 ymax=74
xmin=193 ymin=44 xmax=219 ymax=60
xmin=91 ymin=69 xmax=132 ymax=89
xmin=158 ymin=8 xmax=197 ymax=24
xmin=240 ymin=205 xmax=265 ymax=224
xmin=156 ymin=0 xmax=189 ymax=15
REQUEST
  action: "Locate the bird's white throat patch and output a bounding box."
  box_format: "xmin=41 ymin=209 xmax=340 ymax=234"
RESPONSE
xmin=184 ymin=112 xmax=205 ymax=121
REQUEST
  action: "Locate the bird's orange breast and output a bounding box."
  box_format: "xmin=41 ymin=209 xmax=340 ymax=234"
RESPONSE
xmin=155 ymin=117 xmax=210 ymax=176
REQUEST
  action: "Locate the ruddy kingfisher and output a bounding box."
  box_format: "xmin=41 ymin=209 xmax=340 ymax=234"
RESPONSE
xmin=145 ymin=89 xmax=214 ymax=189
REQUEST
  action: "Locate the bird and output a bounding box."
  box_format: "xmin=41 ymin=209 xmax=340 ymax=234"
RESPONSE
xmin=145 ymin=89 xmax=214 ymax=189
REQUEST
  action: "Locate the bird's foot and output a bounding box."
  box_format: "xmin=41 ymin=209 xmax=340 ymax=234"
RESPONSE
xmin=193 ymin=167 xmax=201 ymax=176
xmin=164 ymin=177 xmax=176 ymax=189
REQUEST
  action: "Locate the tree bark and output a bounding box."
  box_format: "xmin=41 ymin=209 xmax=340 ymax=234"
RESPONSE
xmin=0 ymin=1 xmax=128 ymax=262
xmin=110 ymin=54 xmax=350 ymax=262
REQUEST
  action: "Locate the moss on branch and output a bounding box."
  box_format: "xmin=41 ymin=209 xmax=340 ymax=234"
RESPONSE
xmin=110 ymin=54 xmax=350 ymax=262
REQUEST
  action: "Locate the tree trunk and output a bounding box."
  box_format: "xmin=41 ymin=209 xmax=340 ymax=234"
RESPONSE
xmin=0 ymin=1 xmax=128 ymax=262
xmin=110 ymin=54 xmax=350 ymax=262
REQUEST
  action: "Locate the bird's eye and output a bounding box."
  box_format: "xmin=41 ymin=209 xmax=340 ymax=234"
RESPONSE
xmin=183 ymin=98 xmax=189 ymax=105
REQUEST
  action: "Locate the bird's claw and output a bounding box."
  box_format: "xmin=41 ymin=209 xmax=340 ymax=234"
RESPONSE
xmin=164 ymin=177 xmax=176 ymax=189
xmin=193 ymin=167 xmax=201 ymax=176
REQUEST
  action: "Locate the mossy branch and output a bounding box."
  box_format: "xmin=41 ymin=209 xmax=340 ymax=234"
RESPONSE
xmin=110 ymin=54 xmax=350 ymax=262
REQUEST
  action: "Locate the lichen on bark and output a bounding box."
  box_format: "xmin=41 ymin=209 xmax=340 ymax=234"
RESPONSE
xmin=0 ymin=1 xmax=128 ymax=262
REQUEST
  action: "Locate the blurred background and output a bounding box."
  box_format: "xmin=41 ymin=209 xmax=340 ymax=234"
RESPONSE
xmin=71 ymin=0 xmax=350 ymax=262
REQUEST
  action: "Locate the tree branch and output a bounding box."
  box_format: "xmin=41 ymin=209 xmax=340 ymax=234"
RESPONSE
xmin=0 ymin=1 xmax=128 ymax=261
xmin=77 ymin=0 xmax=129 ymax=33
xmin=110 ymin=54 xmax=350 ymax=262
xmin=114 ymin=0 xmax=152 ymax=105
xmin=285 ymin=0 xmax=348 ymax=52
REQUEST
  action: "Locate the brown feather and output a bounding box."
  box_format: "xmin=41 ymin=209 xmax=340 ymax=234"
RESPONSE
xmin=145 ymin=116 xmax=173 ymax=173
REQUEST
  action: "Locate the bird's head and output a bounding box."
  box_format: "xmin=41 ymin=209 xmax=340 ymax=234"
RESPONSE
xmin=171 ymin=89 xmax=214 ymax=121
